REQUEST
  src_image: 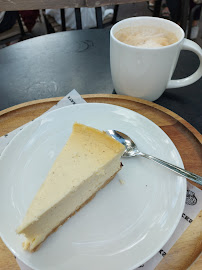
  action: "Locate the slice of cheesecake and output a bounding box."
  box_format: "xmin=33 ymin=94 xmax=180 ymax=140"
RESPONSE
xmin=16 ymin=122 xmax=125 ymax=252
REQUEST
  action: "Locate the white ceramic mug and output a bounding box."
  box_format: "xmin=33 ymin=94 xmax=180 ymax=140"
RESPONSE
xmin=110 ymin=17 xmax=202 ymax=101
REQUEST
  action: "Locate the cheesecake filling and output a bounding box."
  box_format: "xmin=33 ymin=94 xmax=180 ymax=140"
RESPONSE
xmin=17 ymin=155 xmax=122 ymax=251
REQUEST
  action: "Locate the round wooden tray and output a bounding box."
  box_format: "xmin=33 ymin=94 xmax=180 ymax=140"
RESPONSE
xmin=0 ymin=94 xmax=201 ymax=270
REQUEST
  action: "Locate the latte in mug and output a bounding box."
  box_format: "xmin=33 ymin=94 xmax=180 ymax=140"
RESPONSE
xmin=114 ymin=25 xmax=178 ymax=48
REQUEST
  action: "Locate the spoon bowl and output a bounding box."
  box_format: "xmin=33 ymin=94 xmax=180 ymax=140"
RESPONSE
xmin=106 ymin=130 xmax=140 ymax=157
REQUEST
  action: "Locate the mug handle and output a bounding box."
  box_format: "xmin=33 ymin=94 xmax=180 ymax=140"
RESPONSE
xmin=167 ymin=39 xmax=202 ymax=89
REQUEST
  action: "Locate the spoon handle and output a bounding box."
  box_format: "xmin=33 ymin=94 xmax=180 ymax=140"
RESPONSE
xmin=140 ymin=153 xmax=202 ymax=185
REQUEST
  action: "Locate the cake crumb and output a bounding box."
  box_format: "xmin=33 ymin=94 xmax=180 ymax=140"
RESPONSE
xmin=119 ymin=179 xmax=125 ymax=185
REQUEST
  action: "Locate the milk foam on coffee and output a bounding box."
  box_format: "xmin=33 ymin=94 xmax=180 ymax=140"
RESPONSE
xmin=114 ymin=25 xmax=178 ymax=48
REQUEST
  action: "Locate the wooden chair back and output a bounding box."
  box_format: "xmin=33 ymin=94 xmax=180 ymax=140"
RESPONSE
xmin=0 ymin=0 xmax=146 ymax=11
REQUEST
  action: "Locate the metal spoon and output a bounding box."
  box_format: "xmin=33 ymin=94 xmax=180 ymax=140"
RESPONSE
xmin=106 ymin=130 xmax=202 ymax=186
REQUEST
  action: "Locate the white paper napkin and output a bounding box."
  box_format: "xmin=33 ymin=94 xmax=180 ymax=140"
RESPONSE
xmin=0 ymin=90 xmax=201 ymax=270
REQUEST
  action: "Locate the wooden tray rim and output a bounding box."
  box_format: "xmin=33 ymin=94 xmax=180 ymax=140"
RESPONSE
xmin=0 ymin=94 xmax=201 ymax=269
xmin=0 ymin=94 xmax=201 ymax=143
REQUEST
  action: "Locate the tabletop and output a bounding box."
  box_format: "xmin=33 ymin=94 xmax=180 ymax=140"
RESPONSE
xmin=0 ymin=29 xmax=201 ymax=133
xmin=0 ymin=28 xmax=201 ymax=269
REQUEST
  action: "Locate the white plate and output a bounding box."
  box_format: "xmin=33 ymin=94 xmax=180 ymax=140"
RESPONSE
xmin=0 ymin=103 xmax=186 ymax=270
